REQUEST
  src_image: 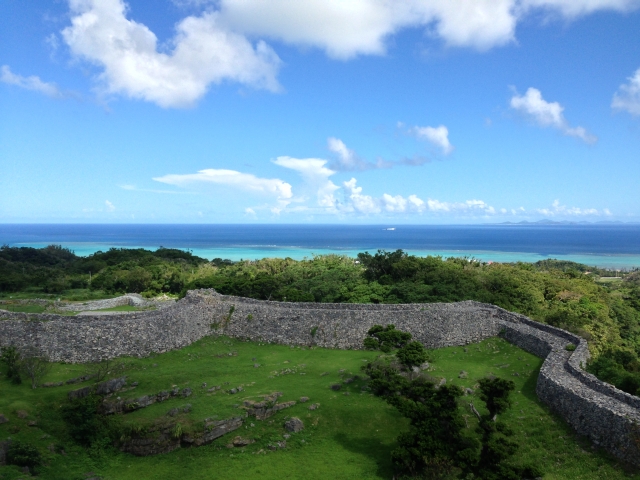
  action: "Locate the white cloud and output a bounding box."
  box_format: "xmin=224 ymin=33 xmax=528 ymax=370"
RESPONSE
xmin=62 ymin=0 xmax=281 ymax=108
xmin=153 ymin=168 xmax=292 ymax=199
xmin=120 ymin=184 xmax=196 ymax=194
xmin=510 ymin=87 xmax=597 ymax=143
xmin=216 ymin=0 xmax=640 ymax=57
xmin=105 ymin=200 xmax=116 ymax=211
xmin=425 ymin=198 xmax=496 ymax=214
xmin=409 ymin=125 xmax=454 ymax=154
xmin=521 ymin=0 xmax=640 ymax=17
xmin=244 ymin=207 xmax=256 ymax=216
xmin=217 ymin=0 xmax=518 ymax=57
xmin=535 ymin=199 xmax=609 ymax=216
xmin=327 ymin=137 xmax=368 ymax=170
xmin=272 ymin=157 xmax=340 ymax=208
xmin=51 ymin=0 xmax=639 ymax=107
xmin=612 ymin=68 xmax=640 ymax=116
xmin=0 ymin=65 xmax=62 ymax=98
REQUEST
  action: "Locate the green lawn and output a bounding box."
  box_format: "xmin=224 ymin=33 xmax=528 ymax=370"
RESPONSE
xmin=0 ymin=336 xmax=637 ymax=479
xmin=0 ymin=304 xmax=46 ymax=314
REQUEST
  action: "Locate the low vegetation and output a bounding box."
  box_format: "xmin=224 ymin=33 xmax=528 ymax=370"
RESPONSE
xmin=1 ymin=335 xmax=638 ymax=479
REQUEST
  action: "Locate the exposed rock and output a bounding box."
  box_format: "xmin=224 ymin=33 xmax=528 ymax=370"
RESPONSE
xmin=232 ymin=436 xmax=254 ymax=447
xmin=95 ymin=376 xmax=127 ymax=395
xmin=0 ymin=415 xmax=8 ymax=425
xmin=284 ymin=417 xmax=304 ymax=433
xmin=459 ymin=371 xmax=468 ymax=379
xmin=16 ymin=410 xmax=28 ymax=419
xmin=42 ymin=381 xmax=64 ymax=387
xmin=121 ymin=416 xmax=244 ymax=456
xmin=243 ymin=396 xmax=295 ymax=420
xmin=181 ymin=388 xmax=192 ymax=398
xmin=167 ymin=408 xmax=179 ymax=417
xmin=299 ymin=396 xmax=309 ymax=403
xmin=308 ymin=403 xmax=320 ymax=410
xmin=330 ymin=384 xmax=342 ymax=391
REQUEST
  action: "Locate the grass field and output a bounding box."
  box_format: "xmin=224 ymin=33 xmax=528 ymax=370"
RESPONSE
xmin=1 ymin=336 xmax=638 ymax=479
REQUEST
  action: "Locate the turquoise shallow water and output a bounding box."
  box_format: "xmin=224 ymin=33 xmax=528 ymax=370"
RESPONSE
xmin=12 ymin=242 xmax=640 ymax=269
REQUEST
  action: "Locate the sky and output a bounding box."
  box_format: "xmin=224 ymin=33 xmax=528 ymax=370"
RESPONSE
xmin=1 ymin=0 xmax=640 ymax=224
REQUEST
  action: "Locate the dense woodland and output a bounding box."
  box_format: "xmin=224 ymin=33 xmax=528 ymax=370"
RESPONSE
xmin=1 ymin=245 xmax=639 ymax=396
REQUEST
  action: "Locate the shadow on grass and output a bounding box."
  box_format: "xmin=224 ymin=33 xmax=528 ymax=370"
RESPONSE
xmin=332 ymin=432 xmax=395 ymax=479
xmin=520 ymin=366 xmax=541 ymax=402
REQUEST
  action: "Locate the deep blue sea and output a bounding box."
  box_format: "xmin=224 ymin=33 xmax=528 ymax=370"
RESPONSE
xmin=1 ymin=224 xmax=639 ymax=269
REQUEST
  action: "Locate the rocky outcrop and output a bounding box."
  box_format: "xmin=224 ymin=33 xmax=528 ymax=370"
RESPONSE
xmin=120 ymin=416 xmax=244 ymax=456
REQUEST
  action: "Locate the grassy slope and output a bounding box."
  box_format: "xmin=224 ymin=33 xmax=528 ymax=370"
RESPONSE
xmin=0 ymin=336 xmax=637 ymax=480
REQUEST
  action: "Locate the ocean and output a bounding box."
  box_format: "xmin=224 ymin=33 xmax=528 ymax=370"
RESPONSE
xmin=1 ymin=224 xmax=639 ymax=269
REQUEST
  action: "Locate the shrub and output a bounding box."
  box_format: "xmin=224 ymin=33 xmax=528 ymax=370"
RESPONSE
xmin=0 ymin=345 xmax=22 ymax=384
xmin=60 ymin=394 xmax=113 ymax=447
xmin=7 ymin=440 xmax=42 ymax=470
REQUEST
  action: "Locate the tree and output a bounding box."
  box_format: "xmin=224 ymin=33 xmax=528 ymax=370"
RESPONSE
xmin=363 ymin=324 xmax=412 ymax=353
xmin=1 ymin=345 xmax=22 ymax=384
xmin=364 ymin=359 xmax=479 ymax=478
xmin=396 ymin=341 xmax=431 ymax=378
xmin=19 ymin=348 xmax=51 ymax=389
xmin=363 ymin=323 xmax=542 ymax=479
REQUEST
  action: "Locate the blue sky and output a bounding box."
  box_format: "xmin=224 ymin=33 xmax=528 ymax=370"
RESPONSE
xmin=1 ymin=0 xmax=639 ymax=224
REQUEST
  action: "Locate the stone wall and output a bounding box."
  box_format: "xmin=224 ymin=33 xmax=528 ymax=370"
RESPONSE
xmin=1 ymin=289 xmax=639 ymax=466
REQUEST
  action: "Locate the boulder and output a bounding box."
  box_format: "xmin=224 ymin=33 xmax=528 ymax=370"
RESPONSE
xmin=95 ymin=376 xmax=127 ymax=395
xmin=284 ymin=417 xmax=304 ymax=433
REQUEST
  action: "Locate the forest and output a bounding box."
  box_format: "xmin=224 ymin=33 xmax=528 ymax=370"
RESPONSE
xmin=1 ymin=244 xmax=639 ymax=397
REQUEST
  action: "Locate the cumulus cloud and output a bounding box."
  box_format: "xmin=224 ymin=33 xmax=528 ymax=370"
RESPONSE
xmin=216 ymin=0 xmax=640 ymax=57
xmin=273 ymin=157 xmax=340 ymax=208
xmin=61 ymin=0 xmax=281 ymax=108
xmin=327 ymin=137 xmax=369 ymax=170
xmin=535 ymin=199 xmax=610 ymax=216
xmin=510 ymin=87 xmax=597 ymax=143
xmin=153 ymin=168 xmax=292 ymax=200
xmin=424 ymin=198 xmax=496 ymax=215
xmin=51 ymin=0 xmax=640 ymax=107
xmin=409 ymin=125 xmax=454 ymax=154
xmin=0 ymin=65 xmax=63 ymax=98
xmin=612 ymin=68 xmax=640 ymax=116
xmin=105 ymin=200 xmax=116 ymax=212
xmin=520 ymin=0 xmax=640 ymax=17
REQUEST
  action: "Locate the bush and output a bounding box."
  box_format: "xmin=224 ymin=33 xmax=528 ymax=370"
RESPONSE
xmin=7 ymin=440 xmax=42 ymax=470
xmin=60 ymin=394 xmax=114 ymax=447
xmin=0 ymin=345 xmax=22 ymax=384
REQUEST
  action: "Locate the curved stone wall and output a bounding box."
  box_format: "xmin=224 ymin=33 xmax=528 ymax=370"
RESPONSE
xmin=1 ymin=289 xmax=639 ymax=466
